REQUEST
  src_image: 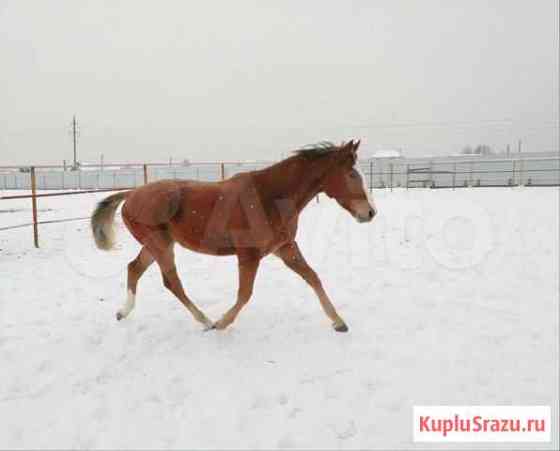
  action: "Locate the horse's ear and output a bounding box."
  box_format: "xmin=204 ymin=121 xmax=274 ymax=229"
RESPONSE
xmin=353 ymin=139 xmax=361 ymax=152
xmin=342 ymin=140 xmax=354 ymax=151
xmin=338 ymin=140 xmax=357 ymax=166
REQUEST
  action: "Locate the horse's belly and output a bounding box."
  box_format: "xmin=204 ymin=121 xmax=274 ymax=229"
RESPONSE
xmin=178 ymin=240 xmax=236 ymax=256
xmin=170 ymin=222 xmax=236 ymax=256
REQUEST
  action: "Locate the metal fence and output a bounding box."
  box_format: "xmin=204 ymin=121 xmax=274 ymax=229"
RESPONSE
xmin=1 ymin=155 xmax=559 ymax=191
xmin=0 ymin=162 xmax=266 ymax=191
xmin=1 ymin=155 xmax=559 ymax=249
xmin=369 ymin=157 xmax=560 ymax=189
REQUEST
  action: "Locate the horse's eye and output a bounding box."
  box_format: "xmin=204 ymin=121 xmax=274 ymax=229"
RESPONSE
xmin=349 ymin=170 xmax=359 ymax=179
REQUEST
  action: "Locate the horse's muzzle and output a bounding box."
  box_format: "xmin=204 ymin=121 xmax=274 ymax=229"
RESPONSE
xmin=356 ymin=207 xmax=376 ymax=223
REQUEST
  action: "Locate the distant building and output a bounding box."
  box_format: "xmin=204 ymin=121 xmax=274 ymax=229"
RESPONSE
xmin=362 ymin=148 xmax=402 ymax=160
xmin=497 ymin=150 xmax=559 ymax=159
xmin=451 ymin=150 xmax=559 ymax=160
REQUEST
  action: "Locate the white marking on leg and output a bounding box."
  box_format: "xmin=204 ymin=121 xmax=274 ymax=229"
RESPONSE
xmin=118 ymin=289 xmax=136 ymax=319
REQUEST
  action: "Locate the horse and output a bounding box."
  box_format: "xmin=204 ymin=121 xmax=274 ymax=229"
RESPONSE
xmin=91 ymin=139 xmax=376 ymax=332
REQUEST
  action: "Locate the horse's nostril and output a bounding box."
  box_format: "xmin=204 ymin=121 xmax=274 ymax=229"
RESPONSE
xmin=368 ymin=209 xmax=375 ymax=219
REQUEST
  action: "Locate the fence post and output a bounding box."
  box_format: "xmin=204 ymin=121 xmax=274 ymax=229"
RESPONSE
xmin=143 ymin=164 xmax=148 ymax=184
xmin=452 ymin=162 xmax=456 ymax=190
xmin=519 ymin=160 xmax=524 ymax=186
xmin=405 ymin=164 xmax=409 ymax=190
xmin=469 ymin=161 xmax=474 ymax=187
xmin=390 ymin=163 xmax=393 ymax=192
xmin=512 ymin=160 xmax=516 ymax=187
xmin=429 ymin=160 xmax=433 ymax=188
xmin=369 ymin=160 xmax=373 ymax=192
xmin=220 ymin=163 xmax=225 ymax=181
xmin=30 ymin=167 xmax=39 ymax=248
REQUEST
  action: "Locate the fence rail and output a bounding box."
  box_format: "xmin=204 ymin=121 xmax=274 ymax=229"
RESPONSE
xmin=368 ymin=157 xmax=560 ymax=189
xmin=2 ymin=157 xmax=559 ymax=191
xmin=1 ymin=155 xmax=559 ymax=248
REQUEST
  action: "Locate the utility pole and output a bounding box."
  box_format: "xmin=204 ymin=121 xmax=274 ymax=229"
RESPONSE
xmin=72 ymin=115 xmax=78 ymax=168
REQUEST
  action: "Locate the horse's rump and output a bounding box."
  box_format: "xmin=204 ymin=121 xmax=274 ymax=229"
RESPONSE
xmin=122 ymin=180 xmax=185 ymax=227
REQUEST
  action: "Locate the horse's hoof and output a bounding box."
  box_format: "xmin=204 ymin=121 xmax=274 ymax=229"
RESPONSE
xmin=116 ymin=312 xmax=124 ymax=321
xmin=203 ymin=323 xmax=215 ymax=332
xmin=213 ymin=320 xmax=227 ymax=330
xmin=333 ymin=322 xmax=349 ymax=332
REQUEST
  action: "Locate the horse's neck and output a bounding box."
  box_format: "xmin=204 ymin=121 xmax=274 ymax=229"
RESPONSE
xmin=257 ymin=156 xmax=329 ymax=214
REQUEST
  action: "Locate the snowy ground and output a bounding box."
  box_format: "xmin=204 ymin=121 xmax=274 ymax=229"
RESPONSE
xmin=1 ymin=187 xmax=558 ymax=450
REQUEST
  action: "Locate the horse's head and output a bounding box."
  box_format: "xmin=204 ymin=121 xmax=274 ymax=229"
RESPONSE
xmin=322 ymin=140 xmax=377 ymax=223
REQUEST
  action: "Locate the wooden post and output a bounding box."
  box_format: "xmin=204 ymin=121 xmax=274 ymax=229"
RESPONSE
xmin=512 ymin=160 xmax=516 ymax=186
xmin=429 ymin=160 xmax=434 ymax=188
xmin=30 ymin=167 xmax=39 ymax=248
xmin=143 ymin=164 xmax=148 ymax=184
xmin=390 ymin=163 xmax=393 ymax=192
xmin=405 ymin=164 xmax=409 ymax=190
xmin=452 ymin=162 xmax=456 ymax=190
xmin=220 ymin=162 xmax=225 ymax=181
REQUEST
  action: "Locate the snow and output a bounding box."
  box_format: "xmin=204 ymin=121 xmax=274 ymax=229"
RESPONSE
xmin=1 ymin=187 xmax=558 ymax=449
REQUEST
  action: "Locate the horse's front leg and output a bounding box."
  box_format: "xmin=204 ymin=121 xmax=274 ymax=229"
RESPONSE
xmin=275 ymin=241 xmax=348 ymax=332
xmin=213 ymin=251 xmax=261 ymax=330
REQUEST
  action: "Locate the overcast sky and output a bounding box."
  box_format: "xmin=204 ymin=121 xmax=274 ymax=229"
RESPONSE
xmin=1 ymin=0 xmax=558 ymax=165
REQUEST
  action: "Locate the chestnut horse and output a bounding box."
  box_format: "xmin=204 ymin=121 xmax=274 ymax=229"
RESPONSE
xmin=91 ymin=139 xmax=376 ymax=332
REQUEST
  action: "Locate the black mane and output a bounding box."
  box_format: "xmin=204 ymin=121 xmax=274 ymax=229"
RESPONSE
xmin=293 ymin=141 xmax=340 ymax=160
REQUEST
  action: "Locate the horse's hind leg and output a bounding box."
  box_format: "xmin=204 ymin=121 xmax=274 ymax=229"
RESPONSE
xmin=116 ymin=246 xmax=154 ymax=320
xmin=146 ymin=231 xmax=213 ymax=330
